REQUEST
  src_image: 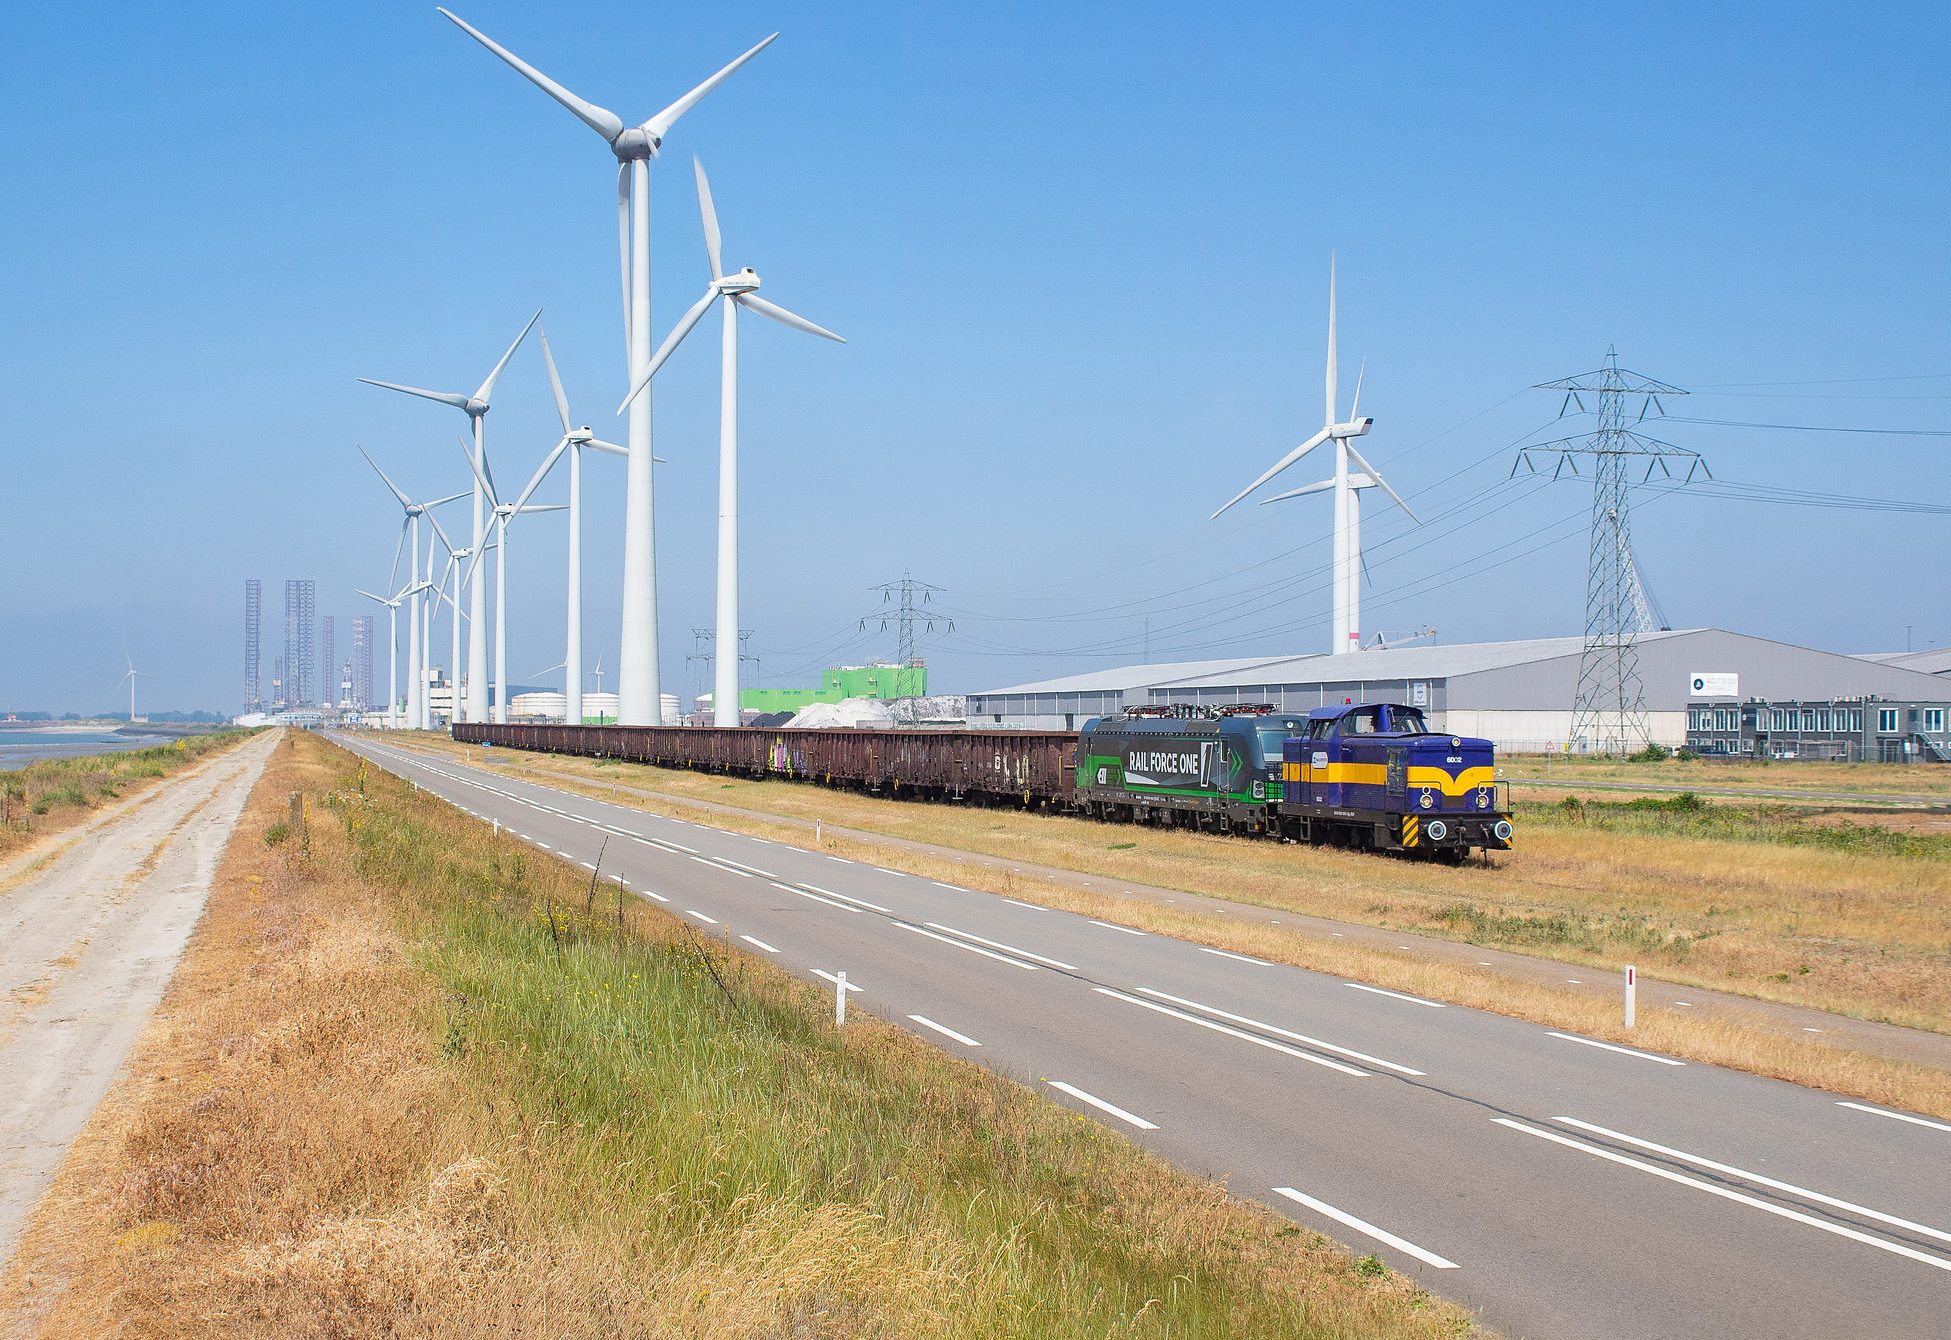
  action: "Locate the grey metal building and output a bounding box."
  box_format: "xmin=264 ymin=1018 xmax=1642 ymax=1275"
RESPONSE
xmin=965 ymin=629 xmax=1951 ymax=754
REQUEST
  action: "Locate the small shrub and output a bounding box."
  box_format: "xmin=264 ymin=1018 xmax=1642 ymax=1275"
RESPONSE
xmin=263 ymin=821 xmax=291 ymax=848
xmin=1558 ymin=795 xmax=1585 ymax=820
xmin=1355 ymin=1254 xmax=1388 ymax=1278
xmin=1628 ymin=743 xmax=1671 ymax=762
xmin=1675 ymin=747 xmax=1699 ymax=761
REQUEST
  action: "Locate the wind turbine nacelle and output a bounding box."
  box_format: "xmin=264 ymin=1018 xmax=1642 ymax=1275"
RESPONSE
xmin=717 ymin=267 xmax=761 ymax=295
xmin=1328 ymin=416 xmax=1373 ymax=440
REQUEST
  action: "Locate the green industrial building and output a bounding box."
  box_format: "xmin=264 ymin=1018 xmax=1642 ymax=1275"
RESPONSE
xmin=740 ymin=663 xmax=927 ymax=715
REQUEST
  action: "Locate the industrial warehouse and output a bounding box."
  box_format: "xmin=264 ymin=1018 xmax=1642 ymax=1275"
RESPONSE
xmin=964 ymin=628 xmax=1951 ymax=758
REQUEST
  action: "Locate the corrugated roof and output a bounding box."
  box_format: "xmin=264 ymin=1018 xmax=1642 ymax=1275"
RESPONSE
xmin=966 ymin=655 xmax=1309 ymax=698
xmin=970 ymin=632 xmax=1701 ymax=698
xmin=1856 ymin=648 xmax=1951 ymax=675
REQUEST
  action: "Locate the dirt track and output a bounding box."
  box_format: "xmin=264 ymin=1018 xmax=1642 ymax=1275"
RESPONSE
xmin=0 ymin=732 xmax=274 ymax=1274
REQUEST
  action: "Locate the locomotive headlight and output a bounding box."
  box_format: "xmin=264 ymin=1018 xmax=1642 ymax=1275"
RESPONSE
xmin=1418 ymin=790 xmax=1434 ymax=810
xmin=1252 ymin=780 xmax=1265 ymax=799
xmin=1493 ymin=819 xmax=1514 ymax=842
xmin=1476 ymin=788 xmax=1490 ymax=810
xmin=1426 ymin=819 xmax=1449 ymax=842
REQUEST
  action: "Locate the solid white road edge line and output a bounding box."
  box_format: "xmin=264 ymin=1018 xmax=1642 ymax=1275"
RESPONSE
xmin=812 ymin=969 xmax=863 ymax=993
xmin=739 ymin=934 xmax=779 ymax=953
xmin=896 ymin=922 xmax=1039 ymax=970
xmin=1272 ymin=1187 xmax=1460 ymax=1270
xmin=922 ymin=922 xmax=1078 ymax=971
xmin=1545 ymin=1032 xmax=1685 ymax=1066
xmin=1095 ymin=988 xmax=1367 ymax=1077
xmin=1046 ymin=1080 xmax=1159 ymax=1130
xmin=1554 ymin=1116 xmax=1951 ymax=1246
xmin=908 ymin=1015 xmax=982 ymax=1047
xmin=1838 ymin=1101 xmax=1951 ymax=1134
xmin=1494 ymin=1118 xmax=1951 ymax=1274
xmin=1345 ymin=982 xmax=1445 ymax=1008
xmin=1136 ymin=988 xmax=1424 ymax=1076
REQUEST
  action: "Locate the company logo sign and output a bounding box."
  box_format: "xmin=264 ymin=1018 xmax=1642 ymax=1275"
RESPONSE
xmin=1690 ymin=672 xmax=1739 ymax=698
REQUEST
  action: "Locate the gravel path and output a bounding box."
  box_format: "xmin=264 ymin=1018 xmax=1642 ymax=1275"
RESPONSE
xmin=0 ymin=733 xmax=274 ymax=1274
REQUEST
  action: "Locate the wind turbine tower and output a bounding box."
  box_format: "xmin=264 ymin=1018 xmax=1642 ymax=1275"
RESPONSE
xmin=1211 ymin=260 xmax=1419 ymax=653
xmin=436 ymin=8 xmax=776 ymax=727
xmin=1514 ymin=349 xmax=1707 ymax=754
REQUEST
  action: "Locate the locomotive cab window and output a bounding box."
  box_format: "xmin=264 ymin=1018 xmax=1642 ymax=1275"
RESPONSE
xmin=1343 ymin=707 xmax=1384 ymax=734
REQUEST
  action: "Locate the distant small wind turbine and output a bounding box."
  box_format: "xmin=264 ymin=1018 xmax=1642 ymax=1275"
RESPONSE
xmin=359 ymin=447 xmax=465 ymax=733
xmin=457 ymin=441 xmax=566 ymax=723
xmin=356 ymin=586 xmax=408 ymax=725
xmin=537 ymin=329 xmax=627 ymax=732
xmin=1210 ymin=258 xmax=1420 ymax=654
xmin=119 ymin=655 xmax=148 ymax=724
xmin=618 ymin=157 xmax=844 ymax=726
xmin=360 ymin=310 xmax=539 ymax=721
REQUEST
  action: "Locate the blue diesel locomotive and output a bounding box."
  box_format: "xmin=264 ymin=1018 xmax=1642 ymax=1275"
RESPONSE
xmin=1076 ymin=701 xmax=1513 ymax=859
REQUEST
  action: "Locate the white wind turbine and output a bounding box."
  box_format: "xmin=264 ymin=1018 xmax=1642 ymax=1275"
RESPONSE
xmin=359 ymin=447 xmax=466 ymax=732
xmin=359 ymin=310 xmax=538 ymax=723
xmin=1210 ymin=260 xmax=1420 ymax=654
xmin=619 ymin=157 xmax=844 ymax=726
xmin=357 ymin=585 xmax=408 ymax=726
xmin=537 ymin=329 xmax=627 ymax=729
xmin=437 ymin=8 xmax=777 ymax=728
xmin=119 ymin=655 xmax=147 ymax=724
xmin=457 ymin=440 xmax=567 ymax=723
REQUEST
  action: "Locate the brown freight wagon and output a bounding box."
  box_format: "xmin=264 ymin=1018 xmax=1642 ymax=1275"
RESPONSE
xmin=453 ymin=723 xmax=1080 ymax=809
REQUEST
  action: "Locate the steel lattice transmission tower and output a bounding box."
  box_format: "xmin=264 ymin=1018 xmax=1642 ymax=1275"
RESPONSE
xmin=864 ymin=571 xmax=951 ymax=667
xmin=1514 ymin=348 xmax=1707 ymax=755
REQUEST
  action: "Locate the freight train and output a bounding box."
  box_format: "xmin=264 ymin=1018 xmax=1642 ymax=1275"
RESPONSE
xmin=453 ymin=700 xmax=1513 ymax=861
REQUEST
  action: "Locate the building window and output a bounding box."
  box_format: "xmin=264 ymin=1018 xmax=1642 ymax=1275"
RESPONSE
xmin=1816 ymin=709 xmax=1830 ymax=732
xmin=1878 ymin=708 xmax=1899 ymax=733
xmin=1927 ymin=709 xmax=1945 ymax=734
xmin=1799 ymin=709 xmax=1814 ymax=732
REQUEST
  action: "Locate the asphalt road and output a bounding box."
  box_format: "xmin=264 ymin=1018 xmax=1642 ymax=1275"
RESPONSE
xmin=338 ymin=734 xmax=1951 ymax=1339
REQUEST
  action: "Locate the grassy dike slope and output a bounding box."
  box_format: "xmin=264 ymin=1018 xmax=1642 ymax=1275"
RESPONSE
xmin=1 ymin=732 xmax=1474 ymax=1339
xmin=0 ymin=732 xmax=257 ymax=864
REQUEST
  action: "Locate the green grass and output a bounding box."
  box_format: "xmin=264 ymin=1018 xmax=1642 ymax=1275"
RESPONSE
xmin=1 ymin=732 xmax=255 ymax=848
xmin=1519 ymin=792 xmax=1951 ymax=859
xmin=325 ymin=746 xmax=1471 ymax=1339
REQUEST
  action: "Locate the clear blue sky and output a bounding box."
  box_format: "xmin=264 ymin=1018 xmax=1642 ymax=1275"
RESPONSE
xmin=3 ymin=2 xmax=1947 ymax=714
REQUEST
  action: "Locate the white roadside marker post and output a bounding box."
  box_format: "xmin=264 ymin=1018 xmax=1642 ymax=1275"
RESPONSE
xmin=816 ymin=821 xmax=823 ymax=847
xmin=836 ymin=970 xmax=847 ymax=1027
xmin=493 ymin=818 xmax=500 ymax=837
xmin=1625 ymin=964 xmax=1637 ymax=1029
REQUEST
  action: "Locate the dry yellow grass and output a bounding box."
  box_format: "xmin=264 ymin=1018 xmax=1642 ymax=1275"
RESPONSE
xmin=0 ymin=731 xmax=1478 ymax=1339
xmin=1506 ymin=751 xmax=1951 ymax=800
xmin=409 ymin=737 xmax=1951 ymax=1120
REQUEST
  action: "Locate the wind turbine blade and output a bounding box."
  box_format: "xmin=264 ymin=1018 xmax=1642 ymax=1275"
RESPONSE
xmin=388 ymin=518 xmax=408 ymax=589
xmin=1325 ymin=254 xmax=1338 ymax=428
xmin=426 ymin=490 xmax=470 ymax=508
xmin=356 ymin=588 xmax=389 ymax=605
xmin=510 ymin=436 xmax=570 ymax=513
xmin=1260 ymin=478 xmax=1337 ymax=503
xmin=641 ymin=33 xmax=778 ymax=143
xmin=517 ymin=504 xmax=567 ymax=514
xmin=358 ymin=445 xmax=413 ymax=508
xmin=736 ymin=293 xmax=845 ymax=343
xmin=1342 ymin=441 xmax=1421 ymax=524
xmin=588 ymin=439 xmax=627 ymax=456
xmin=358 ymin=378 xmax=471 ymax=411
xmin=458 ymin=433 xmax=498 ymax=507
xmin=435 ymin=8 xmax=625 ymax=141
xmin=694 ymin=156 xmax=723 ymax=280
xmin=617 ymin=162 xmax=633 ymax=355
xmin=1348 ymin=359 xmax=1366 ymax=422
xmin=1209 ymin=426 xmax=1333 ymax=519
xmin=539 ymin=326 xmax=572 ymax=432
xmin=425 ymin=509 xmax=457 ymax=556
xmin=474 ymin=309 xmax=542 ymax=403
xmin=461 ymin=542 xmax=488 ymax=598
xmin=615 ymin=286 xmax=717 ymax=414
